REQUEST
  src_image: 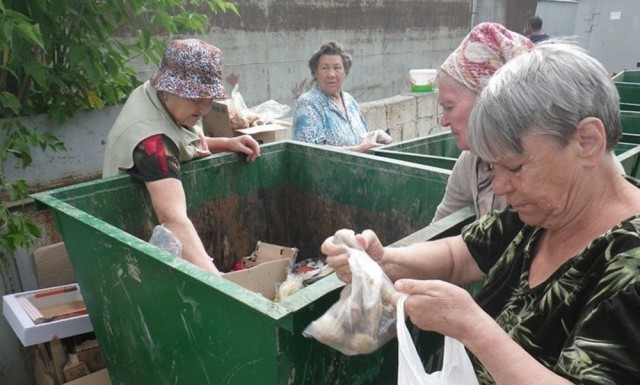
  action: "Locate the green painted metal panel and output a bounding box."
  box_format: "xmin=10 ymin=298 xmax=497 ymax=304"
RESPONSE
xmin=620 ymin=103 xmax=640 ymax=112
xmin=622 ymin=110 xmax=640 ymax=135
xmin=614 ymin=70 xmax=640 ymax=105
xmin=32 ymin=141 xmax=459 ymax=385
xmin=373 ymin=132 xmax=460 ymax=170
xmin=373 ymin=129 xmax=640 ymax=178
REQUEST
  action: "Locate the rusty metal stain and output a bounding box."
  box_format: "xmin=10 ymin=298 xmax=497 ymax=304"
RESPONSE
xmin=207 ymin=1 xmax=471 ymax=32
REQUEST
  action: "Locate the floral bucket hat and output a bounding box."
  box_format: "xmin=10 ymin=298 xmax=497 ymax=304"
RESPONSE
xmin=151 ymin=39 xmax=227 ymax=100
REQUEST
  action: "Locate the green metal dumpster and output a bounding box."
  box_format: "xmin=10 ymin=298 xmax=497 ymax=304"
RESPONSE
xmin=619 ymin=134 xmax=640 ymax=178
xmin=614 ymin=70 xmax=640 ymax=105
xmin=622 ymin=110 xmax=640 ymax=135
xmin=373 ymin=131 xmax=460 ymax=170
xmin=32 ymin=141 xmax=455 ymax=385
xmin=374 ymin=130 xmax=640 ymax=179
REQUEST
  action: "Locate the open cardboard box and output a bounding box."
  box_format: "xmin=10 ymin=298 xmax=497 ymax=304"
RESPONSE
xmin=3 ymin=284 xmax=93 ymax=346
xmin=235 ymin=123 xmax=289 ymax=144
xmin=34 ymin=335 xmax=111 ymax=385
xmin=223 ymin=241 xmax=298 ymax=300
xmin=202 ymin=101 xmax=291 ymax=144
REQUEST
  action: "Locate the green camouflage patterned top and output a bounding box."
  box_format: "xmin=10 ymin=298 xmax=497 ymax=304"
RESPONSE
xmin=462 ymin=207 xmax=640 ymax=385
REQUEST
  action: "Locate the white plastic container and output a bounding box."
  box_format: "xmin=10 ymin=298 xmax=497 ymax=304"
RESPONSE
xmin=410 ymin=69 xmax=437 ymax=93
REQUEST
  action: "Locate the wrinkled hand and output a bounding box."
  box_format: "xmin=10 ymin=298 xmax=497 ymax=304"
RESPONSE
xmin=320 ymin=229 xmax=385 ymax=283
xmin=227 ymin=134 xmax=261 ymax=161
xmin=357 ymin=132 xmax=383 ymax=152
xmin=391 ymin=279 xmax=485 ymax=341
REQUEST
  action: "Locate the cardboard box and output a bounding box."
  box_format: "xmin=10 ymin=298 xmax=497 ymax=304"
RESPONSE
xmin=35 ymin=336 xmax=110 ymax=385
xmin=63 ymin=354 xmax=90 ymax=382
xmin=202 ymin=101 xmax=234 ymax=138
xmin=223 ymin=241 xmax=298 ymax=300
xmin=203 ymin=101 xmax=291 ymax=144
xmin=236 ymin=123 xmax=290 ymax=144
xmin=65 ymin=369 xmax=111 ymax=385
xmin=34 ymin=242 xmax=76 ymax=288
xmin=36 ymin=355 xmax=110 ymax=385
xmin=3 ymin=284 xmax=93 ymax=346
xmin=74 ymin=338 xmax=105 ymax=372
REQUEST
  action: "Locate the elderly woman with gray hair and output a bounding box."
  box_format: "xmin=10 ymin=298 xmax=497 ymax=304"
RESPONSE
xmin=322 ymin=42 xmax=640 ymax=384
xmin=431 ymin=23 xmax=624 ymax=224
xmin=103 ymin=39 xmax=261 ymax=276
xmin=292 ymin=41 xmax=388 ymax=152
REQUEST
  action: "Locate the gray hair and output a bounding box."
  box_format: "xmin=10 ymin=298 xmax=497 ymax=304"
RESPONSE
xmin=468 ymin=42 xmax=621 ymax=162
xmin=308 ymin=41 xmax=353 ymax=77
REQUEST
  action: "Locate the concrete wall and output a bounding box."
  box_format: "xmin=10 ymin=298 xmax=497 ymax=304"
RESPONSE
xmin=131 ymin=0 xmax=472 ymax=109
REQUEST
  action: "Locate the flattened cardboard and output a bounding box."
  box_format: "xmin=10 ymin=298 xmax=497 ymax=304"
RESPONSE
xmin=223 ymin=242 xmax=298 ymax=300
xmin=34 ymin=242 xmax=76 ymax=288
xmin=202 ymin=101 xmax=234 ymax=138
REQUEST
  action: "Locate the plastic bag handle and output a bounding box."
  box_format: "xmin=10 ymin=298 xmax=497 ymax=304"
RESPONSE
xmin=397 ymin=295 xmax=443 ymax=385
xmin=396 ymin=295 xmax=480 ymax=385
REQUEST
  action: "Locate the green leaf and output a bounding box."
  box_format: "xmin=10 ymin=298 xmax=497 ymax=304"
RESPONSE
xmin=68 ymin=45 xmax=88 ymax=69
xmin=23 ymin=61 xmax=47 ymax=87
xmin=10 ymin=179 xmax=28 ymax=201
xmin=0 ymin=92 xmax=21 ymax=115
xmin=14 ymin=22 xmax=44 ymax=49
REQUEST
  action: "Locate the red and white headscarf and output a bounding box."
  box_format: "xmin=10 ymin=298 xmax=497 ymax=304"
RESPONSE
xmin=440 ymin=22 xmax=535 ymax=93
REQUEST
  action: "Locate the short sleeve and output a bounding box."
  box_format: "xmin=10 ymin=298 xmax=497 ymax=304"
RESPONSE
xmin=292 ymin=94 xmax=327 ymax=144
xmin=555 ymin=281 xmax=640 ymax=384
xmin=461 ymin=210 xmax=526 ymax=274
xmin=128 ymin=134 xmax=181 ymax=182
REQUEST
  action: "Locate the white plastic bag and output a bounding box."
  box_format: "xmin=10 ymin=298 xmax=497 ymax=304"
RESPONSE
xmin=397 ymin=295 xmax=479 ymax=385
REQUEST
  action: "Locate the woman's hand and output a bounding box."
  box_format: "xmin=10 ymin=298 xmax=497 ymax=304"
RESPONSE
xmin=321 ymin=229 xmax=385 ymax=283
xmin=226 ymin=135 xmax=261 ymax=161
xmin=208 ymin=135 xmax=261 ymax=161
xmin=392 ymin=279 xmax=486 ymax=342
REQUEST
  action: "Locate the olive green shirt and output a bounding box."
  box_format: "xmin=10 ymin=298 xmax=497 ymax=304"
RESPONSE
xmin=103 ymin=81 xmax=205 ymax=177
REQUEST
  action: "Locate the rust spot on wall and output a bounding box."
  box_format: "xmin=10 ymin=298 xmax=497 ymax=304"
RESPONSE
xmin=208 ymin=1 xmax=470 ymax=32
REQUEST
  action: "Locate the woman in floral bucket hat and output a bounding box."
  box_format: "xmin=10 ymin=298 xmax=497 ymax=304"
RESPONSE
xmin=103 ymin=39 xmax=260 ymax=275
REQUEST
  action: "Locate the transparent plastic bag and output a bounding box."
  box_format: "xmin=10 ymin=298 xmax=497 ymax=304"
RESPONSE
xmin=228 ymin=83 xmax=291 ymax=129
xmin=249 ymin=99 xmax=291 ymax=122
xmin=302 ymin=229 xmax=397 ymax=355
xmin=149 ymin=224 xmax=182 ymax=258
xmin=397 ymin=295 xmax=479 ymax=385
